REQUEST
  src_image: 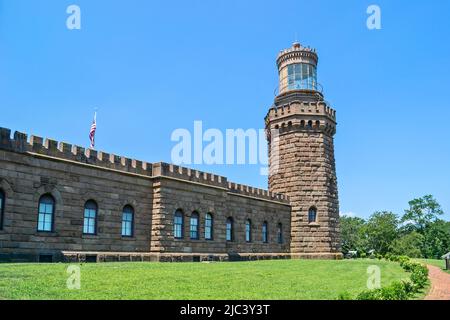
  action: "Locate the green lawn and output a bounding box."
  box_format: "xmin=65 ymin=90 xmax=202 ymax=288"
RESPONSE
xmin=417 ymin=259 xmax=450 ymax=274
xmin=0 ymin=259 xmax=412 ymax=300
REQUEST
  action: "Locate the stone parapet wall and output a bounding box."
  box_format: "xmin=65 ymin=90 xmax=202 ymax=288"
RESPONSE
xmin=0 ymin=127 xmax=287 ymax=204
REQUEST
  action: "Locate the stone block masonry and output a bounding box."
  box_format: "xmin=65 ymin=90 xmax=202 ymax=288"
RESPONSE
xmin=0 ymin=127 xmax=290 ymax=262
xmin=265 ymin=42 xmax=342 ymax=258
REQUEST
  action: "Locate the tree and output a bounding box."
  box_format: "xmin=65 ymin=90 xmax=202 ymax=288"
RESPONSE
xmin=402 ymin=195 xmax=444 ymax=233
xmin=340 ymin=216 xmax=367 ymax=255
xmin=421 ymin=220 xmax=450 ymax=259
xmin=390 ymin=231 xmax=424 ymax=258
xmin=364 ymin=211 xmax=399 ymax=255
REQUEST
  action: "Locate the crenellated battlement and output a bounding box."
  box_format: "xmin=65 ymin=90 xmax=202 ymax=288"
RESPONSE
xmin=0 ymin=127 xmax=288 ymax=204
xmin=152 ymin=162 xmax=228 ymax=189
xmin=0 ymin=128 xmax=153 ymax=176
xmin=264 ymin=101 xmax=337 ymax=136
xmin=228 ymin=181 xmax=289 ymax=203
xmin=276 ymin=43 xmax=318 ymax=67
xmin=266 ymin=101 xmax=336 ymax=121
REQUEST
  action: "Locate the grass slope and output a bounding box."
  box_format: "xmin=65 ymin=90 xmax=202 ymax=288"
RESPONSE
xmin=0 ymin=259 xmax=409 ymax=300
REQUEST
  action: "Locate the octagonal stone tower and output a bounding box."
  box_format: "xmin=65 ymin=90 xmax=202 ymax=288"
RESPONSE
xmin=265 ymin=42 xmax=342 ymax=259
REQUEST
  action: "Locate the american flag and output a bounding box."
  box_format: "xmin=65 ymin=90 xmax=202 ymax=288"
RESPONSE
xmin=89 ymin=112 xmax=97 ymax=149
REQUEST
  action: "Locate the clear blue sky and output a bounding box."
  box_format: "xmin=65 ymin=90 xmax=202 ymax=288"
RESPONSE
xmin=1 ymin=0 xmax=449 ymax=220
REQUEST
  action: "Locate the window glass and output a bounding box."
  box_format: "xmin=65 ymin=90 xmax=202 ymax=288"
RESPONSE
xmin=83 ymin=201 xmax=97 ymax=235
xmin=38 ymin=195 xmax=54 ymax=232
xmin=122 ymin=206 xmax=134 ymax=237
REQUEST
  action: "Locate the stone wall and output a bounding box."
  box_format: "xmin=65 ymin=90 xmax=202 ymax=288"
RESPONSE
xmin=266 ymin=100 xmax=341 ymax=256
xmin=151 ymin=177 xmax=291 ymax=254
xmin=0 ymin=127 xmax=291 ymax=262
xmin=0 ymin=148 xmax=154 ymax=262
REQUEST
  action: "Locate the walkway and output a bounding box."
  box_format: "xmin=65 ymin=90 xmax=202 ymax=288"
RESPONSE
xmin=425 ymin=265 xmax=450 ymax=300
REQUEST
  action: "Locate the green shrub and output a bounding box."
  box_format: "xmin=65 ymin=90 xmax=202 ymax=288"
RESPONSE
xmin=352 ymin=255 xmax=429 ymax=300
xmin=380 ymin=281 xmax=411 ymax=300
xmin=357 ymin=281 xmax=414 ymax=300
xmin=398 ymin=255 xmax=410 ymax=265
xmin=360 ymin=252 xmax=367 ymax=259
xmin=409 ymin=265 xmax=428 ymax=289
xmin=401 ymin=280 xmax=416 ymax=296
xmin=356 ymin=289 xmax=384 ymax=300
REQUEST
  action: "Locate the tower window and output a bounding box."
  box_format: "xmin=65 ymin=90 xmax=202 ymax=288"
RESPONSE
xmin=245 ymin=219 xmax=252 ymax=243
xmin=287 ymin=63 xmax=317 ymax=91
xmin=300 ymin=120 xmax=305 ymax=127
xmin=174 ymin=209 xmax=184 ymax=239
xmin=262 ymin=221 xmax=268 ymax=243
xmin=226 ymin=217 xmax=233 ymax=242
xmin=0 ymin=190 xmax=4 ymax=230
xmin=38 ymin=194 xmax=55 ymax=232
xmin=308 ymin=207 xmax=317 ymax=223
xmin=190 ymin=211 xmax=199 ymax=240
xmin=205 ymin=213 xmax=213 ymax=240
xmin=315 ymin=120 xmax=320 ymax=128
xmin=83 ymin=200 xmax=98 ymax=235
xmin=307 ymin=120 xmax=313 ymax=128
xmin=121 ymin=205 xmax=134 ymax=237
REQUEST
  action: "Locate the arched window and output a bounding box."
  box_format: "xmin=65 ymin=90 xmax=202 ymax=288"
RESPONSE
xmin=0 ymin=190 xmax=5 ymax=230
xmin=262 ymin=221 xmax=268 ymax=243
xmin=122 ymin=205 xmax=134 ymax=237
xmin=300 ymin=120 xmax=305 ymax=127
xmin=226 ymin=217 xmax=233 ymax=242
xmin=308 ymin=207 xmax=317 ymax=223
xmin=245 ymin=219 xmax=252 ymax=243
xmin=83 ymin=200 xmax=98 ymax=235
xmin=174 ymin=209 xmax=184 ymax=239
xmin=315 ymin=120 xmax=321 ymax=128
xmin=277 ymin=223 xmax=283 ymax=244
xmin=205 ymin=213 xmax=213 ymax=240
xmin=38 ymin=194 xmax=55 ymax=232
xmin=307 ymin=120 xmax=313 ymax=128
xmin=190 ymin=211 xmax=199 ymax=240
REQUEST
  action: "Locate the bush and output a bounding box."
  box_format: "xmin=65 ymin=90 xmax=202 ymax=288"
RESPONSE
xmin=410 ymin=265 xmax=428 ymax=289
xmin=360 ymin=252 xmax=367 ymax=259
xmin=398 ymin=255 xmax=410 ymax=265
xmin=353 ymin=255 xmax=428 ymax=300
xmin=380 ymin=281 xmax=411 ymax=300
xmin=356 ymin=281 xmax=414 ymax=300
xmin=356 ymin=289 xmax=383 ymax=300
xmin=401 ymin=280 xmax=416 ymax=296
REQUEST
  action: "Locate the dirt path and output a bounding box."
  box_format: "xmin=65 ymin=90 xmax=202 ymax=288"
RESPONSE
xmin=425 ymin=265 xmax=450 ymax=300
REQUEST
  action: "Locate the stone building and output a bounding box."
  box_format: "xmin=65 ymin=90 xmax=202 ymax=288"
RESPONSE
xmin=0 ymin=43 xmax=341 ymax=263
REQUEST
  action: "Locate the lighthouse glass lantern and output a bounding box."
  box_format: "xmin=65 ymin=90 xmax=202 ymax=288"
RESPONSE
xmin=287 ymin=63 xmax=317 ymax=91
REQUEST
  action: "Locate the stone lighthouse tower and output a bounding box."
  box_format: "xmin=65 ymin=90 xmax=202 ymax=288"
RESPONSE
xmin=265 ymin=42 xmax=342 ymax=258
